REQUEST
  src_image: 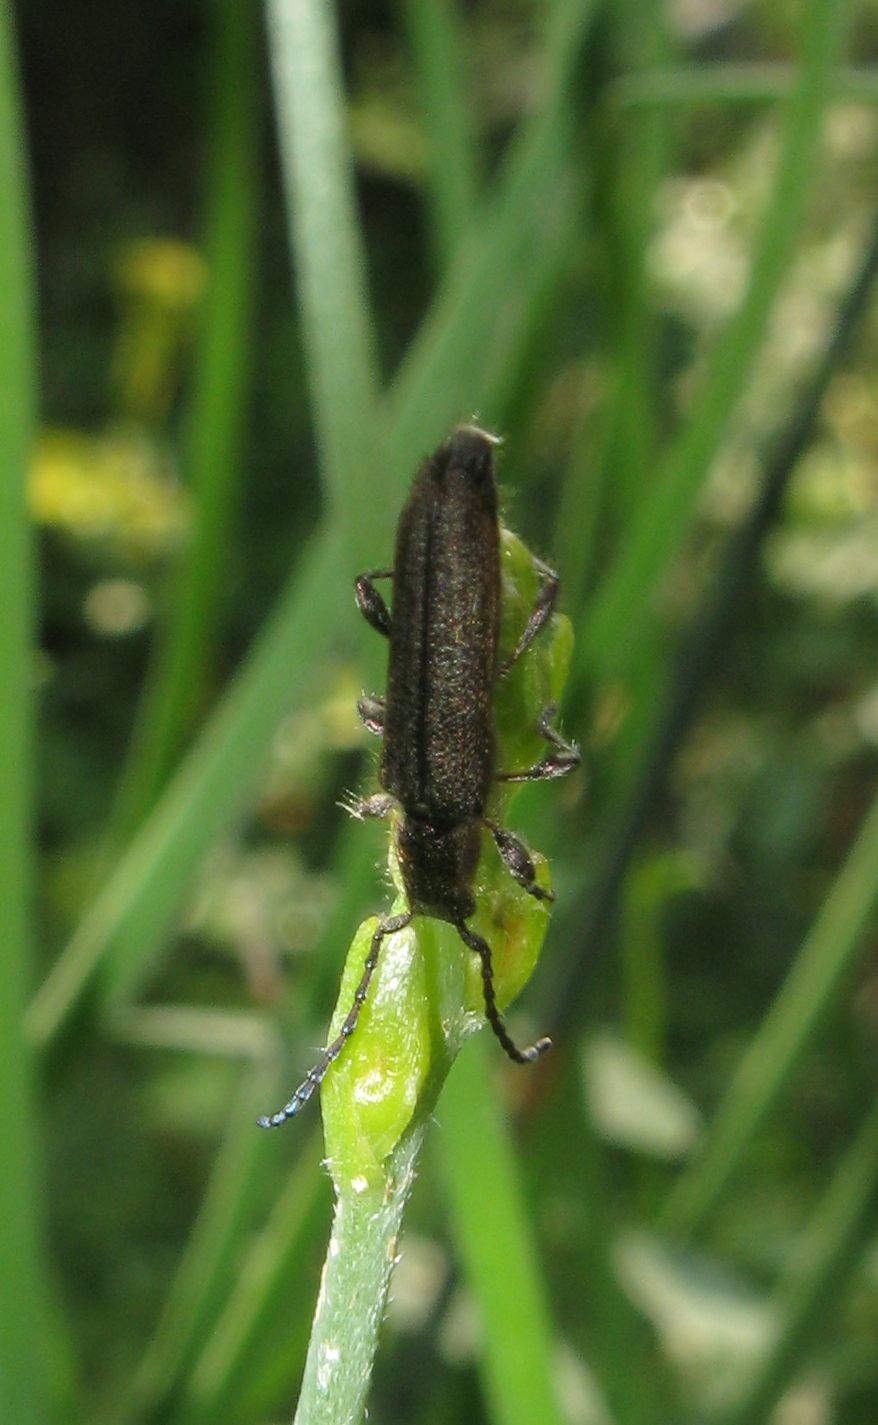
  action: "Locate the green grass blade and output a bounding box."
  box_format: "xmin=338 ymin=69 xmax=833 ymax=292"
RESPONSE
xmin=597 ymin=0 xmax=673 ymax=517
xmin=440 ymin=1037 xmax=566 ymax=1425
xmin=664 ymin=787 xmax=878 ymax=1238
xmin=555 ymin=0 xmax=673 ymax=751
xmin=110 ymin=0 xmax=261 ymax=845
xmin=108 ymin=0 xmax=389 ymax=1017
xmin=0 ymin=5 xmax=62 ymax=1419
xmin=564 ymin=1061 xmax=657 ymax=1425
xmin=575 ymin=0 xmax=848 ymax=685
xmin=720 ymin=1097 xmax=878 ymax=1425
xmin=122 ymin=1059 xmax=280 ymax=1425
xmin=477 ymin=182 xmax=583 ymax=431
xmin=176 ymin=1127 xmax=326 ymax=1425
xmin=387 ymin=0 xmax=596 ymax=463
xmin=402 ymin=0 xmax=480 ymax=272
xmin=267 ymin=0 xmax=382 ymax=554
xmin=610 ymin=62 xmax=878 ymax=110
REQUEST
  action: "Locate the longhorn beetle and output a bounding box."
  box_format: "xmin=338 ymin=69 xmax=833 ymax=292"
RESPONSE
xmin=258 ymin=424 xmax=579 ymax=1128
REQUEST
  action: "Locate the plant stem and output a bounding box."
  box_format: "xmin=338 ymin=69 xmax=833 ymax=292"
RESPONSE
xmin=293 ymin=1128 xmax=424 ymax=1425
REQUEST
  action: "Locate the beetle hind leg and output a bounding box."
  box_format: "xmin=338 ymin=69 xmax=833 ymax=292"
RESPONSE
xmin=484 ymin=817 xmax=553 ymax=903
xmin=456 ymin=919 xmax=552 ymax=1064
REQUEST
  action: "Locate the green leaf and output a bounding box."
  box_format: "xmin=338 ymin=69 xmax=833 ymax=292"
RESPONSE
xmin=402 ymin=0 xmax=480 ymax=272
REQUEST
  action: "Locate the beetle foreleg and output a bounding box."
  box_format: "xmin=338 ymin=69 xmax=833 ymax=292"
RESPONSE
xmin=354 ymin=568 xmax=393 ymax=638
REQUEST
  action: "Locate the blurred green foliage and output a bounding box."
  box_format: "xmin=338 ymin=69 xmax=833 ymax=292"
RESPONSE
xmin=4 ymin=0 xmax=878 ymax=1422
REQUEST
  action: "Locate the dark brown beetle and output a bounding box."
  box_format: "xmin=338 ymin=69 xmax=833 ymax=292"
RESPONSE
xmin=259 ymin=426 xmax=578 ymax=1128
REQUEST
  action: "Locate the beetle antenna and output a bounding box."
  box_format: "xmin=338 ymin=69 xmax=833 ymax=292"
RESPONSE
xmin=257 ymin=911 xmax=412 ymax=1128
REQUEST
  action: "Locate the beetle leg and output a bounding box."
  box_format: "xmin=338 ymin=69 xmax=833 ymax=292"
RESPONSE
xmin=257 ymin=910 xmax=413 ymax=1128
xmin=357 ymin=692 xmax=385 ymax=735
xmin=354 ymin=568 xmax=394 ymax=638
xmin=496 ymin=703 xmax=580 ymax=783
xmin=498 ymin=558 xmax=559 ymax=675
xmin=456 ymin=919 xmax=552 ymax=1064
xmin=484 ymin=817 xmax=553 ymax=903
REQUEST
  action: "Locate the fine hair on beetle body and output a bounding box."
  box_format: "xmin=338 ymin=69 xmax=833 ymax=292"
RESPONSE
xmin=258 ymin=423 xmax=579 ymax=1129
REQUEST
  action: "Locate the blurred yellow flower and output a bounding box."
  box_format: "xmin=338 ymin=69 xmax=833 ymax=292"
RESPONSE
xmin=111 ymin=238 xmax=207 ymax=424
xmin=112 ymin=238 xmax=207 ymax=312
xmin=30 ymin=428 xmax=190 ymax=564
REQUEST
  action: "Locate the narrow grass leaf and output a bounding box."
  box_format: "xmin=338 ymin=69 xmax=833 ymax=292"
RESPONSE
xmin=387 ymin=0 xmax=596 ymax=467
xmin=440 ymin=1036 xmax=566 ymax=1425
xmin=0 ymin=4 xmax=65 ymax=1419
xmin=402 ymin=0 xmax=480 ymax=273
xmin=109 ymin=0 xmax=261 ymax=846
xmin=176 ymin=1126 xmax=326 ymax=1425
xmin=598 ymin=0 xmax=674 ymax=516
xmin=122 ymin=1060 xmax=281 ymax=1425
xmin=664 ymin=786 xmax=878 ymax=1238
xmin=267 ymin=0 xmax=383 ymax=556
xmin=610 ymin=62 xmax=878 ymax=111
xmin=27 ymin=526 xmax=343 ymax=1043
xmin=721 ymin=1097 xmax=878 ymax=1425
